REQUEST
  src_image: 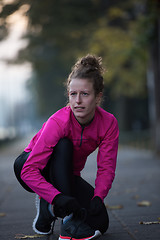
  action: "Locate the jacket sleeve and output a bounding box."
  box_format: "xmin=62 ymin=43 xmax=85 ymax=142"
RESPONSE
xmin=94 ymin=117 xmax=119 ymax=201
xmin=21 ymin=117 xmax=63 ymax=204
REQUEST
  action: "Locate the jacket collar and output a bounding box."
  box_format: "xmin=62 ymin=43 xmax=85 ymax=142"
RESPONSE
xmin=70 ymin=106 xmax=97 ymax=129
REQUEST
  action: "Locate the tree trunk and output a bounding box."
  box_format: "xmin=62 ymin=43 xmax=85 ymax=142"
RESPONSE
xmin=149 ymin=15 xmax=160 ymax=155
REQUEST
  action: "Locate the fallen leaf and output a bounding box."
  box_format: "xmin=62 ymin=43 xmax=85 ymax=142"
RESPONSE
xmin=139 ymin=221 xmax=160 ymax=225
xmin=137 ymin=200 xmax=151 ymax=207
xmin=125 ymin=187 xmax=138 ymax=193
xmin=106 ymin=204 xmax=123 ymax=210
xmin=15 ymin=234 xmax=43 ymax=239
xmin=0 ymin=212 xmax=6 ymax=217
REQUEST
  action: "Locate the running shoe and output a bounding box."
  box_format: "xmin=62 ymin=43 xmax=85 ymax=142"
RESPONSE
xmin=33 ymin=195 xmax=57 ymax=235
xmin=59 ymin=210 xmax=101 ymax=240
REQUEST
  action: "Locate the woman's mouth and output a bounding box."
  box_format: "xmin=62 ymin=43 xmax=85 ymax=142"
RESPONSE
xmin=74 ymin=106 xmax=85 ymax=111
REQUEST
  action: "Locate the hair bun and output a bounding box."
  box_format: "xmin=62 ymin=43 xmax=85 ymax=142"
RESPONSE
xmin=79 ymin=54 xmax=104 ymax=74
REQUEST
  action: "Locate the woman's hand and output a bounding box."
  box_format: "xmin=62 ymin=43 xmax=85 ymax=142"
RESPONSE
xmin=53 ymin=194 xmax=81 ymax=218
xmin=89 ymin=196 xmax=104 ymax=216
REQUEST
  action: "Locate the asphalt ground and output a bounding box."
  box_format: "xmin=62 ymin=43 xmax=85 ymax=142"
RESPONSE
xmin=0 ymin=136 xmax=160 ymax=240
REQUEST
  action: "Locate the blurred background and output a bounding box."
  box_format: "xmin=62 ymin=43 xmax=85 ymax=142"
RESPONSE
xmin=0 ymin=0 xmax=159 ymax=154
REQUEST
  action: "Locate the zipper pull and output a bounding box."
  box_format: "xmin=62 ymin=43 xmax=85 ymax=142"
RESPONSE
xmin=79 ymin=126 xmax=85 ymax=147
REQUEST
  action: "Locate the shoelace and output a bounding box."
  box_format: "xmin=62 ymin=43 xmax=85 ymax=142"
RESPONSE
xmin=70 ymin=208 xmax=88 ymax=239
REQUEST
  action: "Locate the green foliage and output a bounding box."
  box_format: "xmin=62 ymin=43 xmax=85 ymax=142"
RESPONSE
xmin=0 ymin=0 xmax=158 ymax=117
xmin=17 ymin=0 xmax=105 ymax=115
xmin=88 ymin=5 xmax=149 ymax=99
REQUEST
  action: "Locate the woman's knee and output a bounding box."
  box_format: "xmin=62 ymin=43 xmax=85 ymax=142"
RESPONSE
xmin=49 ymin=138 xmax=73 ymax=171
xmin=14 ymin=151 xmax=29 ymax=176
xmin=14 ymin=151 xmax=33 ymax=193
xmin=54 ymin=138 xmax=73 ymax=156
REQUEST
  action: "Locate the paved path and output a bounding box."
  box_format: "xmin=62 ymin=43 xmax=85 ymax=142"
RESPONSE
xmin=0 ymin=137 xmax=160 ymax=240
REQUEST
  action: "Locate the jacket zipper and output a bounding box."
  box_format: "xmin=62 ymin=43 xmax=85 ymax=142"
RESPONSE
xmin=79 ymin=126 xmax=85 ymax=147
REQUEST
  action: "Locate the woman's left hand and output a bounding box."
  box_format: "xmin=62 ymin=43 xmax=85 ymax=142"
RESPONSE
xmin=89 ymin=196 xmax=104 ymax=216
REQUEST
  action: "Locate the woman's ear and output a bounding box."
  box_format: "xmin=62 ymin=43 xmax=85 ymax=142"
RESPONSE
xmin=96 ymin=92 xmax=103 ymax=105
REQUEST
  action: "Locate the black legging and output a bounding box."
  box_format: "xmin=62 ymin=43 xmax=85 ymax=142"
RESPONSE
xmin=14 ymin=138 xmax=109 ymax=234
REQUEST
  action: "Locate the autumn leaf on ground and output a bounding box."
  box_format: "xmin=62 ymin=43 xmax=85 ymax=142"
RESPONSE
xmin=139 ymin=221 xmax=160 ymax=225
xmin=139 ymin=217 xmax=160 ymax=225
xmin=15 ymin=234 xmax=43 ymax=239
xmin=106 ymin=204 xmax=123 ymax=210
xmin=137 ymin=200 xmax=151 ymax=207
xmin=0 ymin=212 xmax=6 ymax=217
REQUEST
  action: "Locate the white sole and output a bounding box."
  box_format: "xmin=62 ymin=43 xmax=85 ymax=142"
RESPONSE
xmin=32 ymin=195 xmax=53 ymax=235
xmin=58 ymin=230 xmax=101 ymax=240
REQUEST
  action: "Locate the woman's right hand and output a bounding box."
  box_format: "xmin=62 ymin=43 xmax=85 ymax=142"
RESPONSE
xmin=52 ymin=193 xmax=81 ymax=218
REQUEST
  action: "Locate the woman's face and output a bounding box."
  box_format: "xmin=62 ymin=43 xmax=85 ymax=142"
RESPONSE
xmin=68 ymin=78 xmax=102 ymax=125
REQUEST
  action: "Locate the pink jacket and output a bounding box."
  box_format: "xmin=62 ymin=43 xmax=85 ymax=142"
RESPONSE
xmin=21 ymin=106 xmax=119 ymax=204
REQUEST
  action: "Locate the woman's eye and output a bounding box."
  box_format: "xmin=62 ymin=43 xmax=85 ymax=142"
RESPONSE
xmin=70 ymin=92 xmax=76 ymax=96
xmin=82 ymin=92 xmax=88 ymax=96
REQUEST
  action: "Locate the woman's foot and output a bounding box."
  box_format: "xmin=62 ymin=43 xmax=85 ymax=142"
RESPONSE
xmin=33 ymin=195 xmax=56 ymax=235
xmin=59 ymin=210 xmax=101 ymax=240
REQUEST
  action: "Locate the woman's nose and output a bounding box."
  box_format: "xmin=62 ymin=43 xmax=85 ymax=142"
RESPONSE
xmin=76 ymin=93 xmax=81 ymax=103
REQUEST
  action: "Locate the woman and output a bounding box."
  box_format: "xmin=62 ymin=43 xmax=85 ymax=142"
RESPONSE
xmin=14 ymin=54 xmax=119 ymax=240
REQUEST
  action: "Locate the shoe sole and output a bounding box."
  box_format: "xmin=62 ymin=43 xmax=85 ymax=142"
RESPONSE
xmin=32 ymin=195 xmax=53 ymax=235
xmin=58 ymin=230 xmax=101 ymax=240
